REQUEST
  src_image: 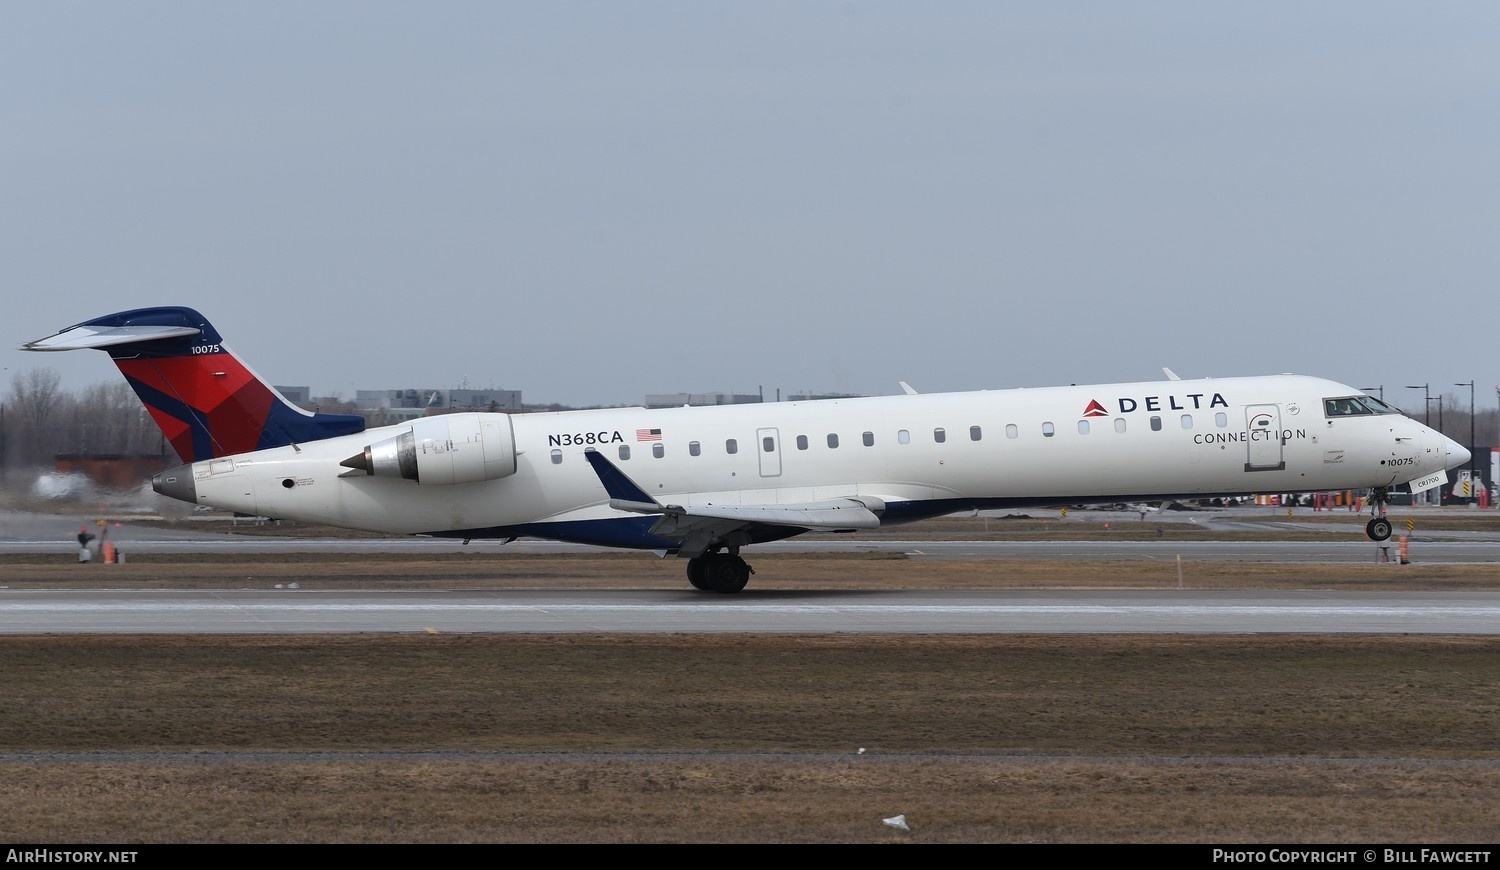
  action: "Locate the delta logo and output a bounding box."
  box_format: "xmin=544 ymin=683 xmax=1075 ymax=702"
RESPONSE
xmin=1084 ymin=392 xmax=1230 ymax=417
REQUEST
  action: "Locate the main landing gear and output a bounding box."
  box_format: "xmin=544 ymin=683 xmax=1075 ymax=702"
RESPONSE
xmin=1365 ymin=486 xmax=1393 ymax=542
xmin=686 ymin=551 xmax=754 ymax=594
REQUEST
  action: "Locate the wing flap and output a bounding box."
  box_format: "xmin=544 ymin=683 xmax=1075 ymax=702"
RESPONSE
xmin=644 ymin=499 xmax=881 ymax=534
xmin=611 ymin=494 xmax=881 ymax=533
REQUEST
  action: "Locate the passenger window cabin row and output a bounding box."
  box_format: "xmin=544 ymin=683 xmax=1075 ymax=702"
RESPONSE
xmin=547 ymin=412 xmax=1237 ymax=465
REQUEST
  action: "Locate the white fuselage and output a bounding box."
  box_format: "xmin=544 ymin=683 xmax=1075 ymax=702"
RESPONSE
xmin=173 ymin=374 xmax=1461 ymax=544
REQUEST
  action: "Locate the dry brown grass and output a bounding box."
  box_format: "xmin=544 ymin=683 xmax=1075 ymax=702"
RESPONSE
xmin=3 ymin=511 xmax=1498 ymax=843
xmin=3 ymin=758 xmax=1496 ymax=844
xmin=2 ymin=632 xmax=1499 ymax=843
xmin=5 ymin=633 xmax=1498 ymax=757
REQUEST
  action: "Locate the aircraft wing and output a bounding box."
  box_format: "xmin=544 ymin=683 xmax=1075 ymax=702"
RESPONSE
xmin=609 ymin=496 xmax=882 ymax=532
xmin=584 ymin=450 xmax=881 ymax=554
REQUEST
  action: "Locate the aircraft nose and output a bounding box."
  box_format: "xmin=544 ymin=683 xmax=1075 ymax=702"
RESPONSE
xmin=1444 ymin=436 xmax=1471 ymax=471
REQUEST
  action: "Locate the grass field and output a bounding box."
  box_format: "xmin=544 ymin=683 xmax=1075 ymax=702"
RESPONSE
xmin=1 ymin=508 xmax=1498 ymax=843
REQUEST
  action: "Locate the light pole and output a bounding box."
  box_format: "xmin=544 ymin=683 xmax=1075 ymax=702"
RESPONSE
xmin=1360 ymin=386 xmax=1384 ymax=402
xmin=1455 ymin=381 xmax=1475 ymax=504
xmin=1405 ymin=384 xmax=1430 ymax=425
xmin=1405 ymin=384 xmax=1433 ymax=506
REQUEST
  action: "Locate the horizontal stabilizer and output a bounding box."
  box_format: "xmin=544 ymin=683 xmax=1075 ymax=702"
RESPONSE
xmin=23 ymin=323 xmax=201 ymax=351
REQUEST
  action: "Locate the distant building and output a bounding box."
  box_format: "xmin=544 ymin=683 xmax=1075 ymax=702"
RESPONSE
xmin=274 ymin=385 xmax=311 ymax=405
xmin=351 ymin=388 xmax=522 ymax=412
xmin=281 ymin=382 xmax=860 ymax=417
xmin=785 ymin=392 xmax=862 ymax=402
xmin=446 ymin=388 xmax=523 ymax=412
xmin=358 ymin=405 xmax=429 ymax=425
xmin=644 ymin=390 xmax=864 ymax=407
xmin=354 ymin=389 xmax=437 ymax=410
xmin=644 ymin=392 xmax=763 ymax=409
xmin=338 ymin=387 xmax=524 ymax=425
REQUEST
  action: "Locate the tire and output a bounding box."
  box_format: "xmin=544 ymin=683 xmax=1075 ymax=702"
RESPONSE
xmin=686 ymin=559 xmax=711 ymax=591
xmin=705 ymin=555 xmax=749 ymax=594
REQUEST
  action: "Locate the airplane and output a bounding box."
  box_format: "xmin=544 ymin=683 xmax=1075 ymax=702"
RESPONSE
xmin=23 ymin=306 xmax=1470 ymax=593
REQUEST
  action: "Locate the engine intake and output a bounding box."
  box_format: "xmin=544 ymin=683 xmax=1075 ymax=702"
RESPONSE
xmin=340 ymin=413 xmax=518 ymax=485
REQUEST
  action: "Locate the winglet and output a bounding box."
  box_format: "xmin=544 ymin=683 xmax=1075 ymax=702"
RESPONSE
xmin=584 ymin=449 xmax=660 ymax=506
xmin=1163 ymin=367 xmax=1182 ymax=381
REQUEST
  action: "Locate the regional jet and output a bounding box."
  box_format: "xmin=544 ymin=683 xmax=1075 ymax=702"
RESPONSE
xmin=23 ymin=307 xmax=1469 ymax=592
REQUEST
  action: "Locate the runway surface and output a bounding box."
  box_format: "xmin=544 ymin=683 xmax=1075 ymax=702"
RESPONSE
xmin=5 ymin=508 xmax=1499 ymax=563
xmin=4 ymin=508 xmax=1498 ymax=635
xmin=4 ymin=588 xmax=1499 ymax=635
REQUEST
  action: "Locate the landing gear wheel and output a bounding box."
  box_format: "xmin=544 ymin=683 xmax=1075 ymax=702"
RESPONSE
xmin=705 ymin=555 xmax=747 ymax=594
xmin=686 ymin=559 xmax=711 ymax=591
xmin=685 ymin=552 xmax=754 ymax=593
xmin=703 ymin=553 xmax=751 ymax=594
xmin=1365 ymin=516 xmax=1393 ymax=542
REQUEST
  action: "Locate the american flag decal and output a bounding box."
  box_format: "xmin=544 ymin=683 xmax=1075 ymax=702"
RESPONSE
xmin=636 ymin=428 xmax=662 ymax=442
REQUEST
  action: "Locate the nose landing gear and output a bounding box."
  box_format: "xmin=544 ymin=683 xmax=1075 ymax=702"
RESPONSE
xmin=1365 ymin=486 xmax=1393 ymax=542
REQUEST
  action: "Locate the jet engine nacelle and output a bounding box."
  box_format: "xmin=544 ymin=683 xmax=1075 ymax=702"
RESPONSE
xmin=340 ymin=413 xmax=518 ymax=485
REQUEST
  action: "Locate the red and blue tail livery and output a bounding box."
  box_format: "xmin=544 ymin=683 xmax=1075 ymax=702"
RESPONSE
xmin=22 ymin=306 xmax=365 ymax=462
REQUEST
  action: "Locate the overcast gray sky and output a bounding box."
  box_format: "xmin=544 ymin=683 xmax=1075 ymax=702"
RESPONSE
xmin=4 ymin=3 xmax=1497 ymax=413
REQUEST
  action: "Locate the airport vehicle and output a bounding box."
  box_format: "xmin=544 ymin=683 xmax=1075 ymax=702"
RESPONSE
xmin=24 ymin=307 xmax=1470 ymax=592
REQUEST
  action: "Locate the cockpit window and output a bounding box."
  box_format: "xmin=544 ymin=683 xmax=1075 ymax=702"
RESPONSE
xmin=1324 ymin=396 xmax=1376 ymax=417
xmin=1359 ymin=395 xmax=1401 ymax=414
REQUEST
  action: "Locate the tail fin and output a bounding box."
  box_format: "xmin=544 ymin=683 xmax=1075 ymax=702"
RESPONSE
xmin=22 ymin=306 xmax=366 ymax=462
